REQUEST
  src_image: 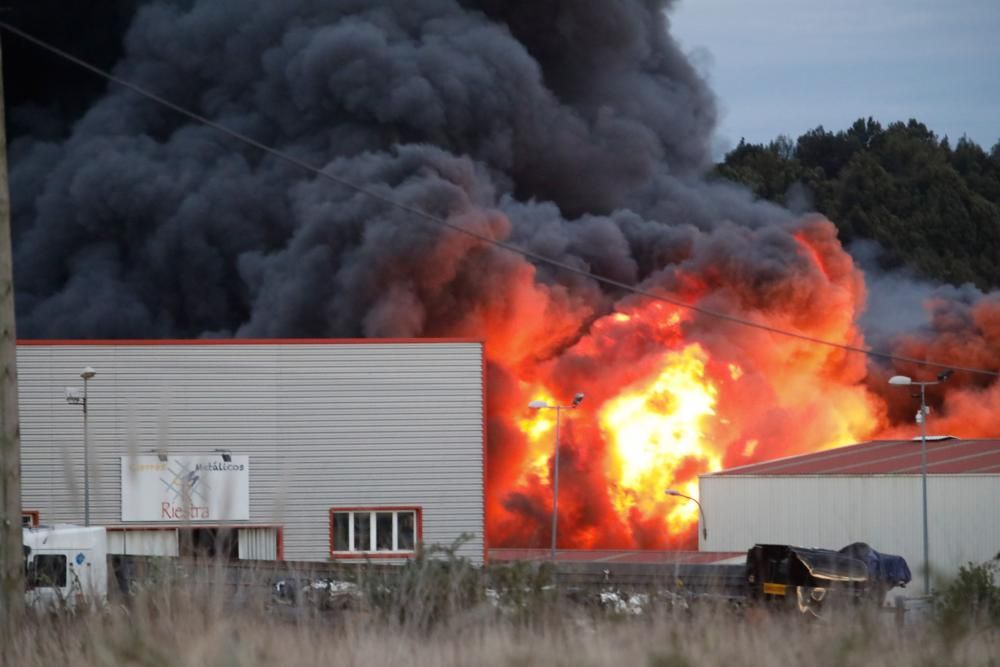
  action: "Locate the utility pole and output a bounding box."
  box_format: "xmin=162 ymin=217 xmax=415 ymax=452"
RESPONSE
xmin=890 ymin=370 xmax=951 ymax=596
xmin=527 ymin=393 xmax=585 ymax=562
xmin=0 ymin=31 xmax=25 ymax=631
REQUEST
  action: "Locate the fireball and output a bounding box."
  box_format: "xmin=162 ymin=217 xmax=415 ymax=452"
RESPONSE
xmin=493 ymin=220 xmax=891 ymax=550
xmin=600 ymin=344 xmax=722 ymax=533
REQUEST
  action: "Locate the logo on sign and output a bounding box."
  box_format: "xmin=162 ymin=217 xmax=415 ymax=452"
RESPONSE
xmin=160 ymin=459 xmax=212 ymax=519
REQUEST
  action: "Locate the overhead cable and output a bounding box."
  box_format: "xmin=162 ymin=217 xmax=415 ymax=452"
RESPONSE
xmin=2 ymin=21 xmax=996 ymax=379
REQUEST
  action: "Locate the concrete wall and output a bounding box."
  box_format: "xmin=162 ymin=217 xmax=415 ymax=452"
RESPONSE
xmin=17 ymin=340 xmax=485 ymax=562
xmin=699 ymin=474 xmax=1000 ymax=585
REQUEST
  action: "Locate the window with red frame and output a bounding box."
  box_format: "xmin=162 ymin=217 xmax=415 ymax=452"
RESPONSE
xmin=330 ymin=508 xmax=419 ymax=555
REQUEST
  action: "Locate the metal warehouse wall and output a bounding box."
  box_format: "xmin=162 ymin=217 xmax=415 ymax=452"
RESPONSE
xmin=16 ymin=340 xmax=485 ymax=562
xmin=700 ymin=475 xmax=1000 ymax=582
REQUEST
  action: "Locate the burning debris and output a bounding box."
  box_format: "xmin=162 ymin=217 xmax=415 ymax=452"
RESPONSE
xmin=9 ymin=1 xmax=1000 ymax=550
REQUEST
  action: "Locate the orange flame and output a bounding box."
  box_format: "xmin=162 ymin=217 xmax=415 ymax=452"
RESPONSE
xmin=600 ymin=344 xmax=722 ymax=535
xmin=484 ymin=218 xmax=898 ymax=550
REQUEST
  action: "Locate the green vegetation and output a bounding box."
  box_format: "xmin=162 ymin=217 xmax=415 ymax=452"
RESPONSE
xmin=358 ymin=537 xmax=490 ymax=630
xmin=935 ymin=558 xmax=1000 ymax=639
xmin=715 ymin=119 xmax=1000 ymax=289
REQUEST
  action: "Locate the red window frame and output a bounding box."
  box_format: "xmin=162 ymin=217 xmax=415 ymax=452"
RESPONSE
xmin=22 ymin=510 xmax=40 ymax=527
xmin=328 ymin=506 xmax=422 ymax=559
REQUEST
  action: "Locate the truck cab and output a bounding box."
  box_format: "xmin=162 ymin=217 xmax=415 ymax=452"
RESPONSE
xmin=23 ymin=525 xmax=108 ymax=610
xmin=745 ymin=542 xmax=910 ymax=616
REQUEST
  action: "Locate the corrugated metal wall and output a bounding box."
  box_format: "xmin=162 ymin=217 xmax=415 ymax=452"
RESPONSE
xmin=700 ymin=474 xmax=1000 ymax=580
xmin=109 ymin=530 xmax=179 ymax=556
xmin=17 ymin=341 xmax=485 ymax=562
xmin=238 ymin=527 xmax=278 ymax=560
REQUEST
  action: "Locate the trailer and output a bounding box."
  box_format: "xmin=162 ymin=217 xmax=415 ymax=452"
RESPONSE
xmin=542 ymin=542 xmax=911 ymax=617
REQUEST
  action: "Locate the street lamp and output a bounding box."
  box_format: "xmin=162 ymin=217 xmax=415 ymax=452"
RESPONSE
xmin=888 ymin=369 xmax=952 ymax=595
xmin=665 ymin=489 xmax=708 ymax=542
xmin=528 ymin=392 xmax=584 ymax=561
xmin=65 ymin=366 xmax=96 ymax=526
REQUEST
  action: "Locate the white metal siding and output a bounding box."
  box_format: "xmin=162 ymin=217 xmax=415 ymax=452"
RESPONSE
xmin=238 ymin=527 xmax=278 ymax=560
xmin=700 ymin=474 xmax=1000 ymax=580
xmin=17 ymin=342 xmax=485 ymax=563
xmin=108 ymin=530 xmax=179 ymax=556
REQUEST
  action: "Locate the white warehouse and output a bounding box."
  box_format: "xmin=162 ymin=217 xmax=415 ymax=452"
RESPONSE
xmin=699 ymin=438 xmax=1000 ymax=586
xmin=16 ymin=339 xmax=485 ymax=563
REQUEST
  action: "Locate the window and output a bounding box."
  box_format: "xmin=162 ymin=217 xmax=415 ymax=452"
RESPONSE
xmin=329 ymin=508 xmax=421 ymax=556
xmin=21 ymin=511 xmax=40 ymax=527
xmin=178 ymin=528 xmax=239 ymax=560
xmin=354 ymin=512 xmax=371 ymax=551
xmin=333 ymin=513 xmax=350 ymax=552
xmin=29 ymin=554 xmax=67 ymax=588
xmin=397 ymin=511 xmax=415 ymax=550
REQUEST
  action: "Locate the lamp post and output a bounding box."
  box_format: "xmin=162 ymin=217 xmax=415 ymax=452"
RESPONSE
xmin=888 ymin=369 xmax=952 ymax=595
xmin=665 ymin=489 xmax=708 ymax=543
xmin=65 ymin=366 xmax=96 ymax=526
xmin=528 ymin=392 xmax=584 ymax=562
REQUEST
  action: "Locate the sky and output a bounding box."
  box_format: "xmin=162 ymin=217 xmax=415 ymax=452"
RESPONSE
xmin=670 ymin=0 xmax=1000 ymax=158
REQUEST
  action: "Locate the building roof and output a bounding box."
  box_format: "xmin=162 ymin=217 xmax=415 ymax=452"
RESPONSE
xmin=708 ymin=438 xmax=1000 ymax=476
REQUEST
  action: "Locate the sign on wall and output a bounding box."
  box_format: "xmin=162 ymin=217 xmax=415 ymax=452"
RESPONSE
xmin=121 ymin=455 xmax=249 ymax=522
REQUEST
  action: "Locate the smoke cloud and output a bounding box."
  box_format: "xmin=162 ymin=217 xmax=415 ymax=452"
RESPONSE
xmin=10 ymin=0 xmax=1000 ymax=549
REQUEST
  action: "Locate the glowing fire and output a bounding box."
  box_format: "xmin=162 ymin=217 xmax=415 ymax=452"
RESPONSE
xmin=600 ymin=344 xmax=722 ymax=535
xmin=483 ymin=218 xmax=981 ymax=551
xmin=509 ymin=284 xmax=879 ymax=548
xmin=517 ymin=393 xmax=558 ymax=483
xmin=514 ymin=301 xmax=735 ymax=548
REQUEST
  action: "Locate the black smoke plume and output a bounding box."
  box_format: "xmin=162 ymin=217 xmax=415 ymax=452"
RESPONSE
xmin=10 ymin=0 xmax=792 ymax=339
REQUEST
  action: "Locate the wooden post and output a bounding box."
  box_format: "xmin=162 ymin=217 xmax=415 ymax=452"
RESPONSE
xmin=0 ymin=31 xmax=25 ymax=631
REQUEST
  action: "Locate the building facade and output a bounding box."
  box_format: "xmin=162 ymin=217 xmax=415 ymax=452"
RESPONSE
xmin=17 ymin=339 xmax=485 ymax=563
xmin=699 ymin=438 xmax=1000 ymax=583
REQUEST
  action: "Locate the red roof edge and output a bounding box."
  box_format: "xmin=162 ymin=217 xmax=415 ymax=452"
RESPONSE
xmin=705 ymin=438 xmax=1000 ymax=476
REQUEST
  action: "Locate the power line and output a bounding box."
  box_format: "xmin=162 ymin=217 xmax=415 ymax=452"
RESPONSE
xmin=2 ymin=21 xmax=997 ymax=380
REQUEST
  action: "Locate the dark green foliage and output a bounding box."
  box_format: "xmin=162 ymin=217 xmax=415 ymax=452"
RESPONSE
xmin=484 ymin=558 xmax=556 ymax=624
xmin=356 ymin=539 xmax=562 ymax=631
xmin=358 ymin=535 xmax=486 ymax=631
xmin=934 ymin=560 xmax=1000 ymax=638
xmin=716 ymin=119 xmax=1000 ymax=289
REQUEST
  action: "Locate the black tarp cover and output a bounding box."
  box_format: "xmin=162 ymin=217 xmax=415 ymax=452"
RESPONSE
xmin=788 ymin=547 xmax=870 ymax=582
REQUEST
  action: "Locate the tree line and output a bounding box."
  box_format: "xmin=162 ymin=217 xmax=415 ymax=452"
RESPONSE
xmin=715 ymin=119 xmax=1000 ymax=289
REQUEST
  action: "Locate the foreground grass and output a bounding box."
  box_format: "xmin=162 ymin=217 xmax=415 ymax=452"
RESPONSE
xmin=8 ymin=593 xmax=999 ymax=667
xmin=9 ymin=552 xmax=1000 ymax=666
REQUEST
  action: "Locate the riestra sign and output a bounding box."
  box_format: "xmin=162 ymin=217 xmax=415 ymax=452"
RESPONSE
xmin=120 ymin=455 xmax=250 ymax=522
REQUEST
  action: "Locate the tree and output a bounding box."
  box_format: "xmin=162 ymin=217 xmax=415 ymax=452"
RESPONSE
xmin=716 ymin=118 xmax=1000 ymax=290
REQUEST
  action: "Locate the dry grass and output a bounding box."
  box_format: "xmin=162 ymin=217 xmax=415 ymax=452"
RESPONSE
xmin=7 ymin=582 xmax=999 ymax=667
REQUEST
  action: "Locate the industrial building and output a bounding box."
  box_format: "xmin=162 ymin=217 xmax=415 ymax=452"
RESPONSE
xmin=699 ymin=438 xmax=1000 ymax=582
xmin=16 ymin=339 xmax=485 ymax=563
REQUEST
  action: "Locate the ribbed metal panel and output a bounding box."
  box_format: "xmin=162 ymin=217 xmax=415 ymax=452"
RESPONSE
xmin=238 ymin=527 xmax=278 ymax=560
xmin=17 ymin=342 xmax=485 ymax=563
xmin=700 ymin=474 xmax=1000 ymax=580
xmin=108 ymin=530 xmax=178 ymax=556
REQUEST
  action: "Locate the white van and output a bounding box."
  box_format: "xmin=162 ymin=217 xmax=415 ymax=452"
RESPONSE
xmin=23 ymin=525 xmax=108 ymax=609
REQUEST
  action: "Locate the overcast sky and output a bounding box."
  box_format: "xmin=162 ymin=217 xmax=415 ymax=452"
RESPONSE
xmin=670 ymin=0 xmax=1000 ymax=157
